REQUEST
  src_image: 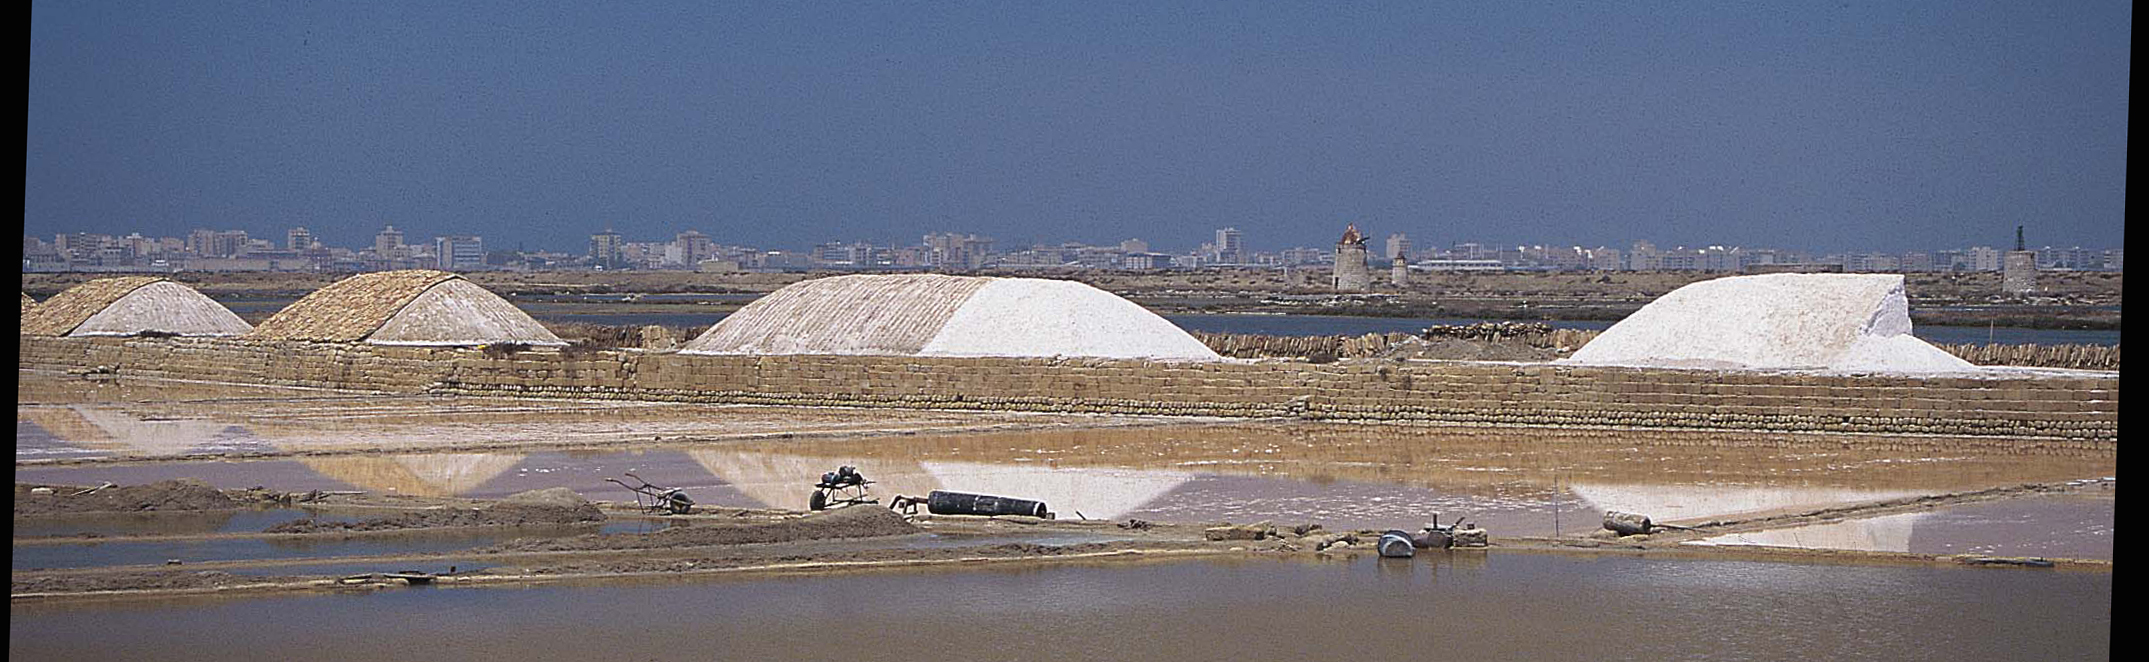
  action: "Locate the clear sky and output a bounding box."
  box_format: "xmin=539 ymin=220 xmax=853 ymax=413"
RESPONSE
xmin=26 ymin=1 xmax=2131 ymax=254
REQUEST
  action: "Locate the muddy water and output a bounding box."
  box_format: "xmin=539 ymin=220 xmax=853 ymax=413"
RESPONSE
xmin=9 ymin=554 xmax=2109 ymax=661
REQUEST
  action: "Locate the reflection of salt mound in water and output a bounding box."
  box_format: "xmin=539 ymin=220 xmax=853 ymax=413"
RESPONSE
xmin=1564 ymin=274 xmax=1975 ymax=373
xmin=919 ymin=461 xmax=1193 ymax=520
xmin=679 ymin=274 xmax=1220 ymax=361
xmin=1569 ymin=484 xmax=1929 ymax=525
xmin=687 ymin=451 xmax=941 ymax=511
xmin=1691 ymin=512 xmax=1921 ymax=553
xmin=685 ymin=452 xmax=1193 ymax=517
xmin=300 ymin=453 xmax=526 ymax=496
xmin=22 ymin=407 xmax=251 ymax=457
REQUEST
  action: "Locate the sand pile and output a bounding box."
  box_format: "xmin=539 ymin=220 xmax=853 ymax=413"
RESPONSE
xmin=681 ymin=274 xmax=1220 ymax=361
xmin=1564 ymin=274 xmax=1976 ymax=373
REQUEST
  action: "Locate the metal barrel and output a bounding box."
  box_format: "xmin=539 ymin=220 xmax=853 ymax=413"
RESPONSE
xmin=925 ymin=490 xmax=1049 ymax=518
xmin=1378 ymin=530 xmax=1416 ymax=558
xmin=1411 ymin=529 xmax=1451 ymax=550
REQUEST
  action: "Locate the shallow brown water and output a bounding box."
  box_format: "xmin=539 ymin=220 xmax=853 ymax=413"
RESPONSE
xmin=8 ymin=553 xmax=2110 ymax=661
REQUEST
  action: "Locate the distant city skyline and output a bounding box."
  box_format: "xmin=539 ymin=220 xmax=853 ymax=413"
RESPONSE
xmin=28 ymin=3 xmax=2130 ymax=255
xmin=24 ymin=221 xmax=2122 ymax=275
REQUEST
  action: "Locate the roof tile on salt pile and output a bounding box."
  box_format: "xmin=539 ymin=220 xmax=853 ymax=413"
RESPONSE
xmin=680 ymin=273 xmax=1220 ymax=361
xmin=686 ymin=274 xmax=992 ymax=356
xmin=21 ymin=277 xmax=165 ymax=336
xmin=248 ymin=270 xmax=458 ymax=342
xmin=21 ymin=292 xmax=36 ymax=316
xmin=248 ymin=269 xmax=563 ymax=346
xmin=22 ymin=277 xmax=251 ymax=338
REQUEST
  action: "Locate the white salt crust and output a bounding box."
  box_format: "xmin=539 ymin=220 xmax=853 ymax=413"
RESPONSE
xmin=920 ymin=278 xmax=1221 ymax=361
xmin=1564 ymin=273 xmax=1976 ymax=373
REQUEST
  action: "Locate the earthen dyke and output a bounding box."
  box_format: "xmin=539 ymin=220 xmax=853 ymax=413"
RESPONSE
xmin=18 ymin=335 xmax=2119 ymax=441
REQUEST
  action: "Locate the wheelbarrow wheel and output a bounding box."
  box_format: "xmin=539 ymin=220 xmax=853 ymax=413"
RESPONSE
xmin=809 ymin=490 xmax=827 ymax=511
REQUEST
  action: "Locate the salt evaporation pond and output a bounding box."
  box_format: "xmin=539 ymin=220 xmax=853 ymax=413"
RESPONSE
xmin=9 ymin=554 xmax=2109 ymax=661
xmin=19 ymin=418 xmax=2116 ymax=551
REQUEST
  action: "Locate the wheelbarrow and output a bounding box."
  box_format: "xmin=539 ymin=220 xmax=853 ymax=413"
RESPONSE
xmin=606 ymin=472 xmax=694 ymax=515
xmin=808 ymin=466 xmax=877 ymax=511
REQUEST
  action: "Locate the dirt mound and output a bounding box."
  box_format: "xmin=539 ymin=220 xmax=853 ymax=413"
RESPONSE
xmin=264 ymin=503 xmax=603 ymax=534
xmin=499 ymin=487 xmax=591 ymax=509
xmin=14 ymin=480 xmax=239 ymax=516
xmin=488 ymin=505 xmax=918 ymax=553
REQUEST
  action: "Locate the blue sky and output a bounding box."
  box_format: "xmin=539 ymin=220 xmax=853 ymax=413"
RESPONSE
xmin=26 ymin=2 xmax=2131 ymax=254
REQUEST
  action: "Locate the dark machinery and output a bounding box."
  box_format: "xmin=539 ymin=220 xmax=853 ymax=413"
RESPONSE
xmin=606 ymin=472 xmax=694 ymax=515
xmin=809 ymin=466 xmax=877 ymax=511
xmin=1411 ymin=513 xmax=1471 ymax=549
xmin=890 ymin=490 xmax=1051 ymax=519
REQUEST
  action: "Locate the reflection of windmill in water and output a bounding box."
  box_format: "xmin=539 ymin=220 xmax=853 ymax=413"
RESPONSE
xmin=299 ymin=453 xmax=526 ymax=497
xmin=18 ymin=406 xmax=265 ymax=457
xmin=687 ymin=450 xmax=1191 ymax=519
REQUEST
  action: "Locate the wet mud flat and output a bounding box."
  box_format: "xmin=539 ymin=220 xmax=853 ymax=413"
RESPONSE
xmin=12 ymin=477 xmax=2110 ymax=603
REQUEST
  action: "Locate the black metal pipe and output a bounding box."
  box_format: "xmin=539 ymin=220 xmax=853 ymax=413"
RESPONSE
xmin=925 ymin=490 xmax=1050 ymax=518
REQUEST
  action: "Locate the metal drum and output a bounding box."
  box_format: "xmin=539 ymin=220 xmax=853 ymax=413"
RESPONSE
xmin=1378 ymin=530 xmax=1416 ymax=558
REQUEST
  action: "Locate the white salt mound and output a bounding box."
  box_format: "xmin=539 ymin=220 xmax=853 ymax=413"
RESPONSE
xmin=367 ymin=279 xmax=567 ymax=346
xmin=680 ymin=274 xmax=1220 ymax=361
xmin=1563 ymin=273 xmax=1977 ymax=373
xmin=919 ymin=278 xmax=1218 ymax=359
xmin=73 ymin=281 xmax=253 ymax=337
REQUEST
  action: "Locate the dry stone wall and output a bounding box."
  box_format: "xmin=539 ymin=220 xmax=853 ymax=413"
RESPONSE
xmin=19 ymin=336 xmax=2118 ymax=440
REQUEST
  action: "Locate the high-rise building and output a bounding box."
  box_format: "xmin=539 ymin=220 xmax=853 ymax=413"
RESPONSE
xmin=675 ymin=230 xmax=714 ymax=264
xmin=589 ymin=229 xmax=624 ymax=268
xmin=435 ymin=235 xmax=484 ymax=270
xmin=1120 ymin=238 xmax=1149 ymax=254
xmin=1213 ymin=228 xmax=1243 ymax=264
xmin=374 ymin=226 xmax=404 ymax=258
xmin=185 ymin=229 xmax=218 ymax=256
xmin=287 ymin=227 xmax=314 ymax=251
xmin=1964 ymin=246 xmax=2002 ymax=271
xmin=1628 ymin=241 xmax=1662 ymax=271
xmin=1333 ymin=224 xmax=1370 ymax=292
xmin=1385 ymin=234 xmax=1412 ymax=262
xmin=212 ymin=230 xmax=251 ymax=258
xmin=924 ymin=233 xmax=994 ymax=269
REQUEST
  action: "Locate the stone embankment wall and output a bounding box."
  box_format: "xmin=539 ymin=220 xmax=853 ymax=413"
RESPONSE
xmin=20 ymin=336 xmax=2119 ymax=440
xmin=1195 ymin=328 xmax=2121 ymax=371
